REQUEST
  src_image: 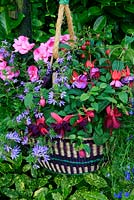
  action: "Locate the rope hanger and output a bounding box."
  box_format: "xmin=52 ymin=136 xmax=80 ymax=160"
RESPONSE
xmin=52 ymin=0 xmax=75 ymax=59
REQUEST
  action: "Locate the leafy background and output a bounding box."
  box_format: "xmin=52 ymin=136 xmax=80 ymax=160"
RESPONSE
xmin=0 ymin=0 xmax=134 ymax=199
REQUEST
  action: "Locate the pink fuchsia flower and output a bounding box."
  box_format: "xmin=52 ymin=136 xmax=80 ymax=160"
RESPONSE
xmin=110 ymin=70 xmax=123 ymax=88
xmin=104 ymin=105 xmax=122 ymax=130
xmin=13 ymin=36 xmax=35 ymax=54
xmin=27 ymin=65 xmax=39 ymax=82
xmin=51 ymin=112 xmax=74 ymax=137
xmin=90 ymin=67 xmax=100 ymax=79
xmin=33 ymin=43 xmax=50 ymax=63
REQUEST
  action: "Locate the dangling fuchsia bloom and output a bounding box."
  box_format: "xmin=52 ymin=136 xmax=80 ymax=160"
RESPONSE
xmin=110 ymin=70 xmax=123 ymax=88
xmin=13 ymin=36 xmax=35 ymax=54
xmin=74 ymin=107 xmax=95 ymax=129
xmin=28 ymin=116 xmax=48 ymax=137
xmin=51 ymin=112 xmax=74 ymax=137
xmin=105 ymin=105 xmax=122 ymax=134
xmin=90 ymin=67 xmax=100 ymax=79
xmin=121 ymin=66 xmax=134 ymax=85
xmin=71 ymin=71 xmax=88 ymax=89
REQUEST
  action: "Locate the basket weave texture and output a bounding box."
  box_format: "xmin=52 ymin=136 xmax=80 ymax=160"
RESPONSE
xmin=39 ymin=138 xmax=104 ymax=174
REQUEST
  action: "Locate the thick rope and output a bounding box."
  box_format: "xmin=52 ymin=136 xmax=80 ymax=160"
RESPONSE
xmin=53 ymin=4 xmax=75 ymax=59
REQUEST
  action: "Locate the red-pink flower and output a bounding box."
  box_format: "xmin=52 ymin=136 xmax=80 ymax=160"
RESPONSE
xmin=27 ymin=65 xmax=39 ymax=82
xmin=105 ymin=105 xmax=122 ymax=130
xmin=13 ymin=36 xmax=35 ymax=54
xmin=51 ymin=112 xmax=74 ymax=137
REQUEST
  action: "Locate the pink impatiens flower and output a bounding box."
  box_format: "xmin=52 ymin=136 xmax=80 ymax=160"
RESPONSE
xmin=13 ymin=36 xmax=35 ymax=54
xmin=33 ymin=43 xmax=50 ymax=63
xmin=27 ymin=65 xmax=39 ymax=82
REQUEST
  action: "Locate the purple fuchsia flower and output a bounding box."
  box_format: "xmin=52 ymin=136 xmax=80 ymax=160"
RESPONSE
xmin=71 ymin=71 xmax=88 ymax=89
xmin=6 ymin=131 xmax=21 ymax=143
xmin=32 ymin=144 xmax=50 ymax=162
xmin=90 ymin=67 xmax=100 ymax=79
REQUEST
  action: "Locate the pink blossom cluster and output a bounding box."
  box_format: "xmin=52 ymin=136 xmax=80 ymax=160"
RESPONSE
xmin=0 ymin=60 xmax=19 ymax=80
xmin=33 ymin=34 xmax=70 ymax=63
xmin=13 ymin=36 xmax=35 ymax=54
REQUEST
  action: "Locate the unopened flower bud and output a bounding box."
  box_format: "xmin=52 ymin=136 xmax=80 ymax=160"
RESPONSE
xmin=39 ymin=96 xmax=46 ymax=107
xmin=78 ymin=149 xmax=86 ymax=158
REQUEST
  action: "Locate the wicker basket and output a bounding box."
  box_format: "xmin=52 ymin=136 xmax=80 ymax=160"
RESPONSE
xmin=39 ymin=138 xmax=105 ymax=174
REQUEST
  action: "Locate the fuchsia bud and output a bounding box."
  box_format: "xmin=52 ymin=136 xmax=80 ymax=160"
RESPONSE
xmin=78 ymin=149 xmax=86 ymax=158
xmin=39 ymin=96 xmax=46 ymax=107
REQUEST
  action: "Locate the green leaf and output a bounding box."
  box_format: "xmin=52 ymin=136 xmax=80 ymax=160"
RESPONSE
xmin=0 ymin=11 xmax=10 ymax=35
xmin=124 ymin=5 xmax=134 ymax=13
xmin=93 ymin=16 xmax=107 ymax=32
xmin=100 ymin=83 xmax=107 ymax=89
xmin=83 ymin=191 xmax=108 ymax=200
xmin=83 ymin=144 xmax=91 ymax=154
xmin=118 ymin=92 xmax=128 ymax=104
xmin=69 ymin=134 xmax=76 ymax=140
xmin=91 ymin=102 xmax=99 ymax=111
xmin=52 ymin=192 xmax=64 ymax=200
xmin=88 ymin=6 xmax=102 ymax=16
xmin=112 ymin=60 xmax=124 ymax=71
xmin=103 ymin=97 xmax=117 ymax=104
xmin=2 ymin=188 xmax=19 ymax=199
xmin=80 ymin=93 xmax=89 ymax=101
xmin=24 ymin=93 xmax=34 ymax=108
xmin=33 ymin=187 xmax=48 ymax=199
xmin=84 ymin=173 xmax=108 ymax=188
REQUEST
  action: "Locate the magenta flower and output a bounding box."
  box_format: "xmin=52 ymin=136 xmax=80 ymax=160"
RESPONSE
xmin=90 ymin=67 xmax=100 ymax=79
xmin=13 ymin=36 xmax=35 ymax=54
xmin=73 ymin=74 xmax=88 ymax=89
xmin=27 ymin=65 xmax=39 ymax=82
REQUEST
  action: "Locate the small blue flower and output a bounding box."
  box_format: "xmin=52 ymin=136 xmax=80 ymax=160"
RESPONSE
xmin=6 ymin=131 xmax=21 ymax=143
xmin=11 ymin=146 xmax=21 ymax=160
xmin=124 ymin=192 xmax=130 ymax=198
xmin=32 ymin=144 xmax=50 ymax=162
xmin=125 ymin=171 xmax=131 ymax=181
xmin=114 ymin=192 xmax=122 ymax=199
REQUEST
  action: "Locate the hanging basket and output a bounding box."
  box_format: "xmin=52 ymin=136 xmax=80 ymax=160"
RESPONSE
xmin=39 ymin=137 xmax=105 ymax=174
xmin=39 ymin=1 xmax=106 ymax=175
